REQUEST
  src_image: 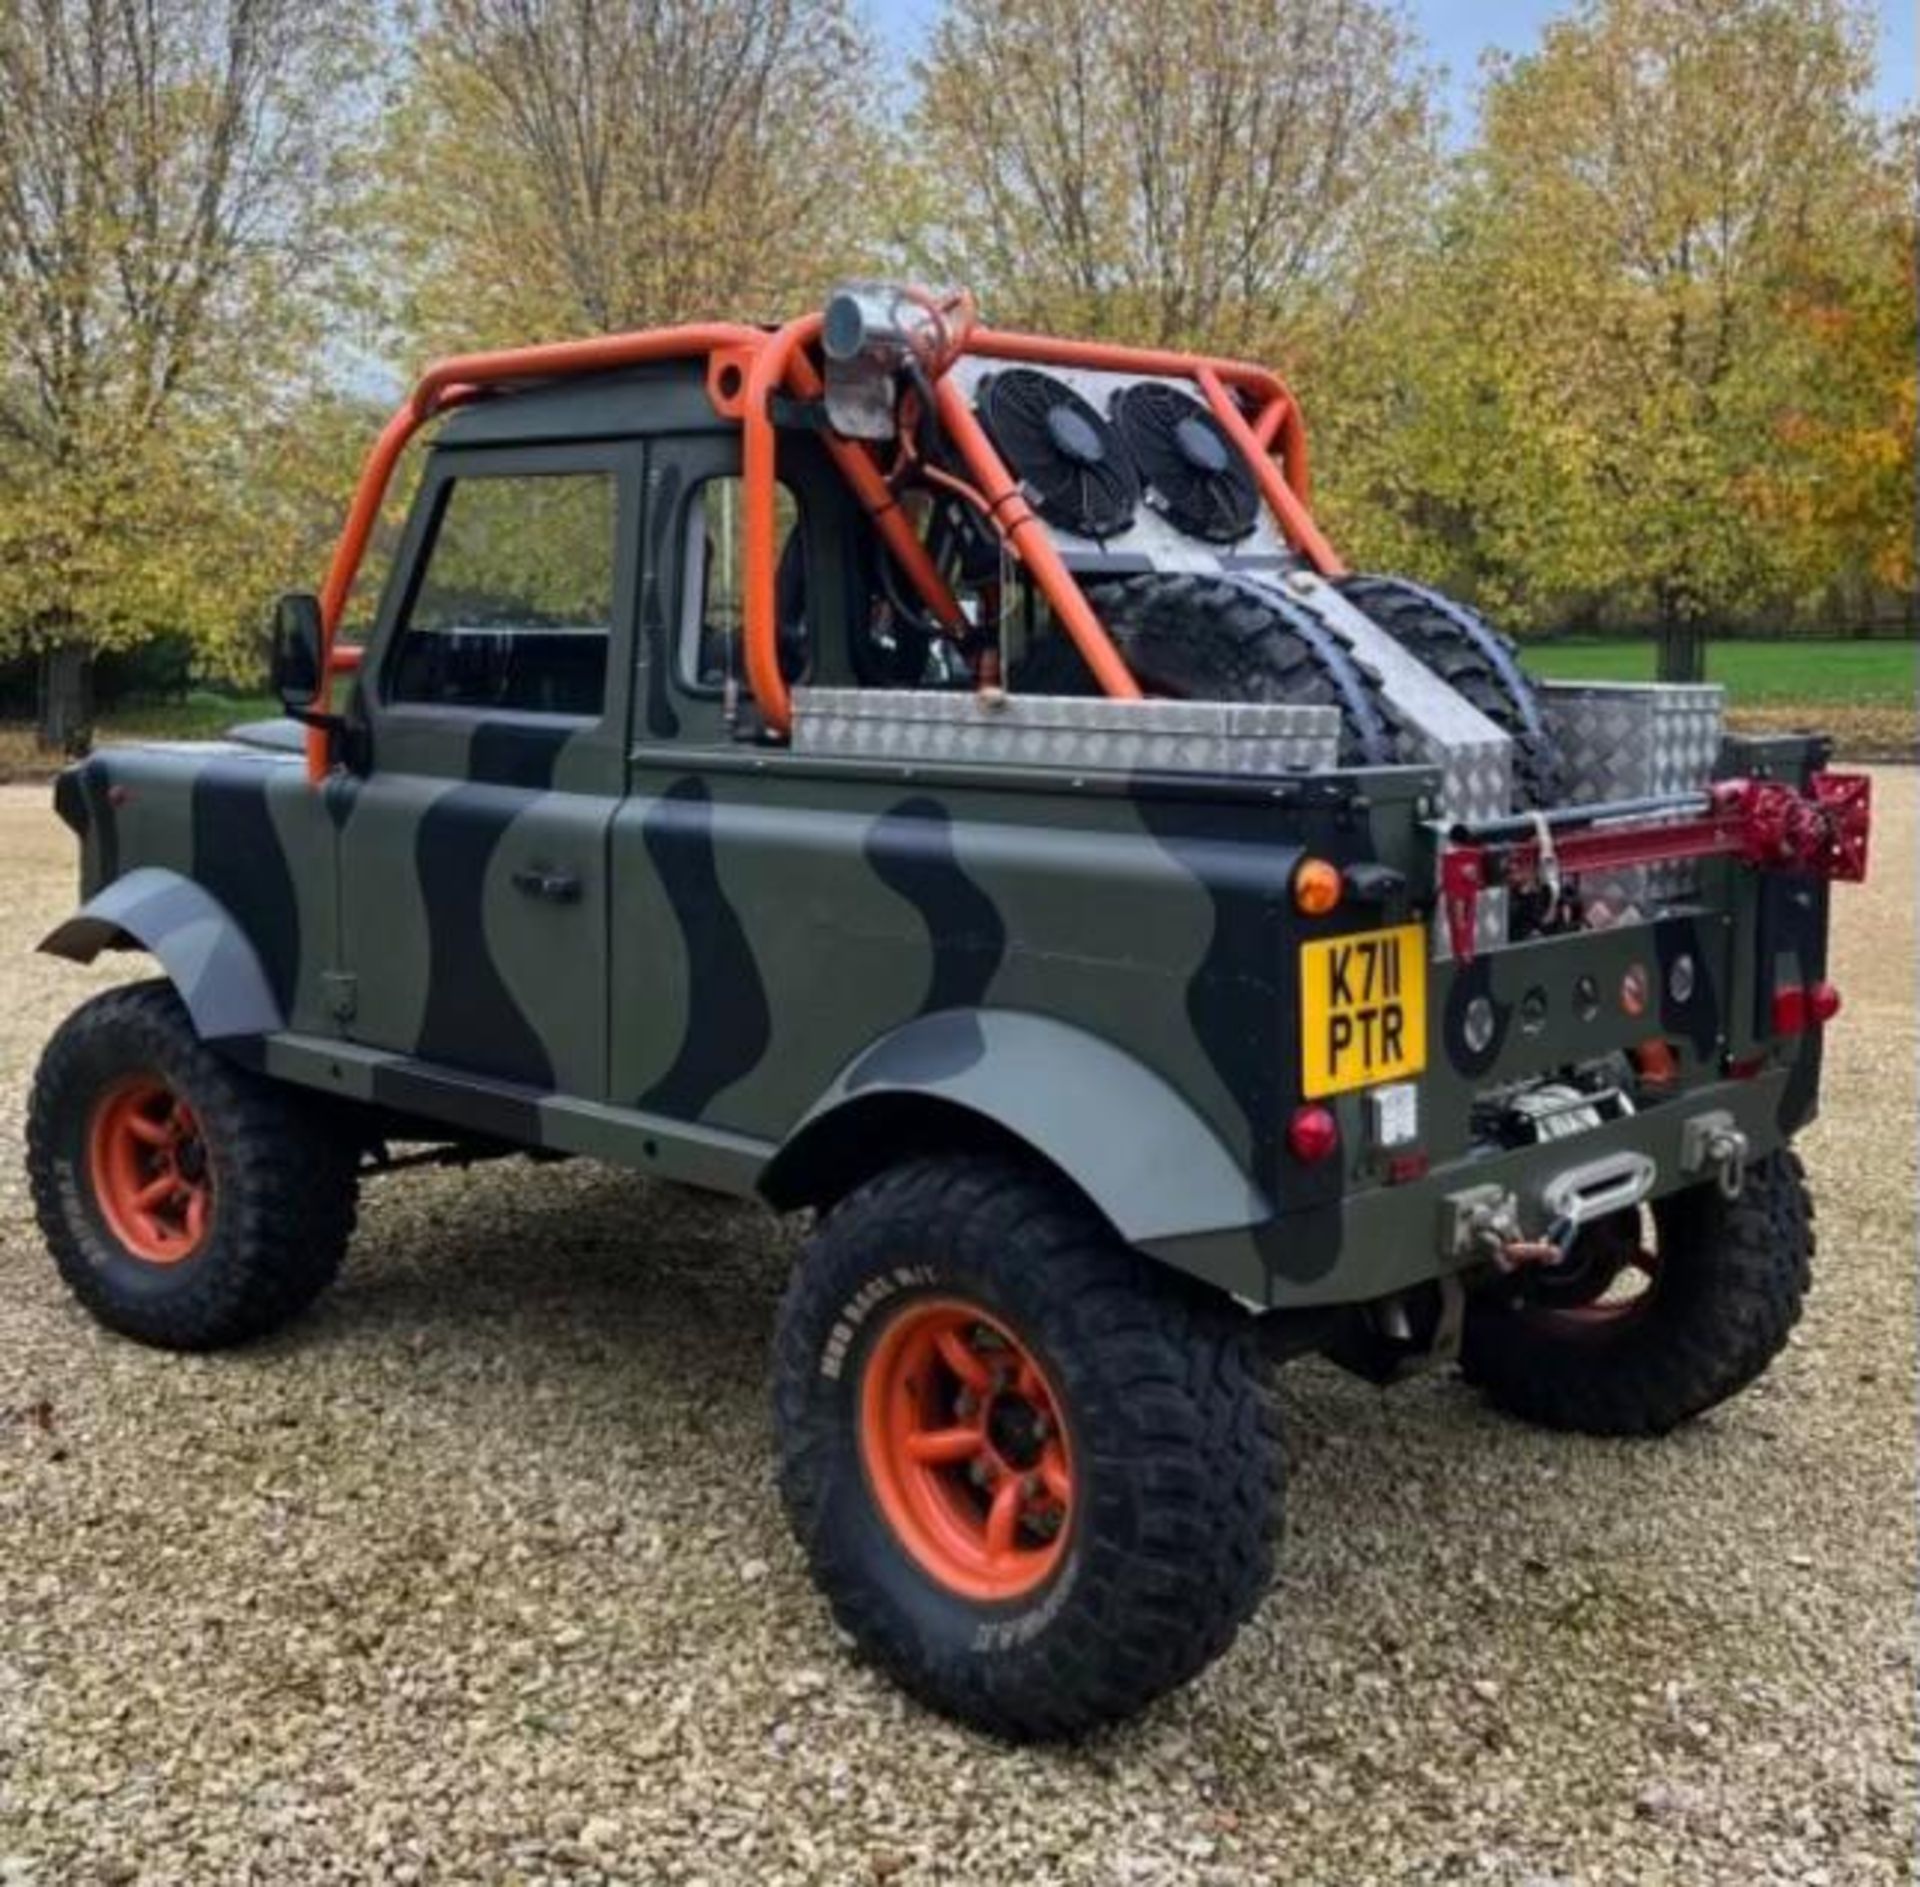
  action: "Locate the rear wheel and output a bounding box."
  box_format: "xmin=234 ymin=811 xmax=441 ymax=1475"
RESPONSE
xmin=27 ymin=980 xmax=359 ymax=1350
xmin=772 ymin=1153 xmax=1281 ymax=1740
xmin=1461 ymin=1150 xmax=1813 ymax=1435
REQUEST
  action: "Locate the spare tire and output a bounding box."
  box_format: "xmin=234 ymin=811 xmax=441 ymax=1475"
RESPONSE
xmin=1012 ymin=572 xmax=1396 ymax=768
xmin=1335 ymin=575 xmax=1564 ymax=808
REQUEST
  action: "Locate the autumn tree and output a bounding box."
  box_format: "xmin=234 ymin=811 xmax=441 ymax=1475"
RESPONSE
xmin=0 ymin=0 xmax=378 ymax=746
xmin=1324 ymin=0 xmax=1908 ymax=671
xmin=381 ymin=0 xmax=887 ymax=352
xmin=907 ymin=0 xmax=1437 ymax=356
xmin=1744 ymin=125 xmax=1918 ymax=627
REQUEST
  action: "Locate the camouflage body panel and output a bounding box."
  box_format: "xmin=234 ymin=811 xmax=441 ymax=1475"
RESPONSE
xmin=47 ymin=722 xmax=1821 ymax=1310
xmin=41 ymin=366 xmax=1834 ymax=1313
xmin=50 ymin=739 xmax=340 ymax=1035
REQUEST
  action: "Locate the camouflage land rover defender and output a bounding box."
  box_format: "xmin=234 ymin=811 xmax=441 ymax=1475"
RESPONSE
xmin=27 ymin=287 xmax=1870 ymax=1739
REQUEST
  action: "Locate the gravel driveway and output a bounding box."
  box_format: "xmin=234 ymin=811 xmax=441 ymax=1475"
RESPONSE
xmin=0 ymin=772 xmax=1911 ymax=1886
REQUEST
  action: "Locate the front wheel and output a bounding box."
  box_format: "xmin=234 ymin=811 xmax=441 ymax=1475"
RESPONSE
xmin=26 ymin=980 xmax=360 ymax=1350
xmin=772 ymin=1154 xmax=1281 ymax=1740
xmin=1461 ymin=1150 xmax=1814 ymax=1436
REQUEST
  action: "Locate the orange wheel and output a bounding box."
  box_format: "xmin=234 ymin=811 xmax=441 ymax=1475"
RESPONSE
xmin=774 ymin=1156 xmax=1281 ymax=1737
xmin=31 ymin=982 xmax=358 ymax=1349
xmin=858 ymin=1298 xmax=1074 ymax=1601
xmin=86 ymin=1072 xmax=214 ymax=1265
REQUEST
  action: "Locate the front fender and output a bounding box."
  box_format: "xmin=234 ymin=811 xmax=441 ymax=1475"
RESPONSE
xmin=760 ymin=1009 xmax=1268 ymax=1250
xmin=40 ymin=867 xmax=283 ymax=1042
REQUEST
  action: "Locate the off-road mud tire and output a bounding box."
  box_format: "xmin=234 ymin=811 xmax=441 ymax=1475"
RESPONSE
xmin=27 ymin=979 xmax=359 ymax=1350
xmin=1014 ymin=571 xmax=1394 ymax=767
xmin=772 ymin=1153 xmax=1281 ymax=1740
xmin=1461 ymin=1150 xmax=1813 ymax=1436
xmin=1336 ymin=574 xmax=1564 ymax=807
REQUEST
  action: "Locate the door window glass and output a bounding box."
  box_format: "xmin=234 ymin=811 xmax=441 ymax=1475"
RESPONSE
xmin=389 ymin=471 xmax=616 ymax=716
xmin=680 ymin=478 xmax=805 ymax=690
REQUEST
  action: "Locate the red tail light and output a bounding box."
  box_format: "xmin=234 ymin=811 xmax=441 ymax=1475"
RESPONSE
xmin=1287 ymin=1105 xmax=1340 ymax=1163
xmin=1771 ymin=981 xmax=1842 ymax=1035
xmin=1631 ymin=1039 xmax=1678 ymax=1087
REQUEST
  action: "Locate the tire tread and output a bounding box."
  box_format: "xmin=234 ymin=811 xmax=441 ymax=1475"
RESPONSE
xmin=1014 ymin=572 xmax=1392 ymax=767
xmin=1337 ymin=574 xmax=1564 ymax=808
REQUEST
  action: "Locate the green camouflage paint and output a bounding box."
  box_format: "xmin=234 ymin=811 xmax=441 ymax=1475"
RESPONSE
xmin=40 ymin=365 xmax=1833 ymax=1315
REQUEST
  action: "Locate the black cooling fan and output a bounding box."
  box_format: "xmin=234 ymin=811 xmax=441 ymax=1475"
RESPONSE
xmin=976 ymin=369 xmax=1139 ymax=541
xmin=1112 ymin=382 xmax=1259 ymax=544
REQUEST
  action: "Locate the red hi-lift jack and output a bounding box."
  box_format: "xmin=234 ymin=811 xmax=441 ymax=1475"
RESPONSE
xmin=1439 ymin=772 xmax=1872 ymax=963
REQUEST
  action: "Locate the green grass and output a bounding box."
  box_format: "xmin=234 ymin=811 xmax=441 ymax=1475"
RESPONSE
xmin=1522 ymin=638 xmax=1915 ymax=705
xmin=97 ymin=691 xmax=280 ymax=740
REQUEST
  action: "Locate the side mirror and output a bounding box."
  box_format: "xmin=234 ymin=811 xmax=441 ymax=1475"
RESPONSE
xmin=270 ymin=592 xmax=325 ymax=710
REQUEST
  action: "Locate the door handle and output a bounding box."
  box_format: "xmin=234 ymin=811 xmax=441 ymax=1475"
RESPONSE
xmin=511 ymin=865 xmax=582 ymax=905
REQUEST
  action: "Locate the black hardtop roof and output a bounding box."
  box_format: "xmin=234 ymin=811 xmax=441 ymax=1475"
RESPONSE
xmin=434 ymin=358 xmax=727 ymax=449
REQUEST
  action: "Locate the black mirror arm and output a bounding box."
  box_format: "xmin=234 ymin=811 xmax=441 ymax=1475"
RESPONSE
xmin=279 ymin=703 xmax=350 ymax=778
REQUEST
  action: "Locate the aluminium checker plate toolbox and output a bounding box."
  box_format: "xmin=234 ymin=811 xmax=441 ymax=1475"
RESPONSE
xmin=791 ymin=687 xmax=1342 ymax=776
xmin=1540 ymin=681 xmax=1727 ymax=919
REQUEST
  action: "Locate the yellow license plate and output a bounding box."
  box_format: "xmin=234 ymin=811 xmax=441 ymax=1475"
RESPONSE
xmin=1299 ymin=923 xmax=1428 ymax=1099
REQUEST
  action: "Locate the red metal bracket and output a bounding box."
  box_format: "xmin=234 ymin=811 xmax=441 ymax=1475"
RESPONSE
xmin=1439 ymin=772 xmax=1873 ymax=961
xmin=1805 ymin=770 xmax=1872 ymax=880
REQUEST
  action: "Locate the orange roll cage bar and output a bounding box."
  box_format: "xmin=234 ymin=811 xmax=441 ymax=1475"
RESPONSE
xmin=304 ymin=303 xmax=1343 ymax=782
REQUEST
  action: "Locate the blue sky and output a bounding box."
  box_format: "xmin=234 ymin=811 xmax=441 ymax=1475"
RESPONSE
xmin=869 ymin=0 xmax=1916 ymax=126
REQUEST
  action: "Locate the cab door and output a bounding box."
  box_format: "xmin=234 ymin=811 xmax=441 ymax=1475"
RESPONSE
xmin=336 ymin=441 xmax=642 ymax=1100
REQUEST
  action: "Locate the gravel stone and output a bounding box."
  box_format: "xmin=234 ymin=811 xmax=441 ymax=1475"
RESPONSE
xmin=0 ymin=773 xmax=1912 ymax=1883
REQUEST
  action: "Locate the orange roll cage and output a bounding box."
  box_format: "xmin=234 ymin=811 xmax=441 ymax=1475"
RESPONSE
xmin=305 ymin=305 xmax=1342 ymax=782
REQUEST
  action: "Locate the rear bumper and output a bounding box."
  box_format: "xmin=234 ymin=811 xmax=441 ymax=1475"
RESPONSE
xmin=1146 ymin=1067 xmax=1792 ymax=1310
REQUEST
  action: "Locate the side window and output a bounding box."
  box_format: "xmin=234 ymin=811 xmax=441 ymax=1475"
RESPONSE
xmin=389 ymin=470 xmax=616 ymax=716
xmin=680 ymin=478 xmax=805 ymax=691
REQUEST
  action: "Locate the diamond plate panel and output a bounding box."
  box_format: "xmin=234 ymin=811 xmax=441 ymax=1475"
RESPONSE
xmin=791 ymin=688 xmax=1341 ymax=776
xmin=1542 ymin=681 xmax=1726 ymax=918
xmin=1543 ymin=682 xmax=1725 ymax=803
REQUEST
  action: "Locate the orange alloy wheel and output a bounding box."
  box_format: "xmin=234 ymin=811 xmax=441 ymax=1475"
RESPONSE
xmin=859 ymin=1298 xmax=1075 ymax=1602
xmin=86 ymin=1074 xmax=214 ymax=1265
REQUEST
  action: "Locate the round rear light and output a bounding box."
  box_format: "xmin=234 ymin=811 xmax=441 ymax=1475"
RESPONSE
xmin=1809 ymin=981 xmax=1842 ymax=1023
xmin=1667 ymin=953 xmax=1697 ymax=1004
xmin=1293 ymin=858 xmax=1343 ymax=917
xmin=1287 ymin=1104 xmax=1340 ymax=1163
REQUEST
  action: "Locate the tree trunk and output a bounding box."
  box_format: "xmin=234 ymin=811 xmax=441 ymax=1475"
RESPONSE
xmin=37 ymin=643 xmax=95 ymax=755
xmin=1655 ymin=587 xmax=1706 ymax=684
